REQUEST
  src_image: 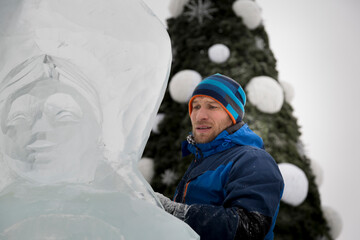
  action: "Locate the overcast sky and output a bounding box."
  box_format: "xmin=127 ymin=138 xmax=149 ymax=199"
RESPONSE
xmin=142 ymin=0 xmax=360 ymax=239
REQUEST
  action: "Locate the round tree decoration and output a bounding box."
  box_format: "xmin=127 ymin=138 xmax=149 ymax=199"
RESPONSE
xmin=232 ymin=0 xmax=262 ymax=30
xmin=322 ymin=206 xmax=343 ymax=239
xmin=137 ymin=157 xmax=155 ymax=183
xmin=280 ymin=80 xmax=295 ymax=103
xmin=246 ymin=76 xmax=284 ymax=114
xmin=310 ymin=160 xmax=324 ymax=187
xmin=169 ymin=0 xmax=190 ymax=18
xmin=208 ymin=43 xmax=230 ymax=63
xmin=278 ymin=163 xmax=309 ymax=206
xmin=255 ymin=36 xmax=265 ymax=50
xmin=296 ymin=140 xmax=307 ymax=157
xmin=169 ymin=69 xmax=202 ymax=103
xmin=152 ymin=113 xmax=165 ymax=134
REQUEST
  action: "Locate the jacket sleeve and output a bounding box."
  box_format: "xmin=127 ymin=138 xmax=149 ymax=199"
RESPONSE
xmin=224 ymin=148 xmax=284 ymax=217
xmin=184 ymin=204 xmax=271 ymax=240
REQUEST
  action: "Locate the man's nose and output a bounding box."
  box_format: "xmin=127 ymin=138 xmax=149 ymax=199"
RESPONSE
xmin=196 ymin=108 xmax=209 ymax=120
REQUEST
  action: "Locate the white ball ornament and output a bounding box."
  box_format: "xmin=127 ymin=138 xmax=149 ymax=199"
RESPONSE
xmin=255 ymin=36 xmax=265 ymax=50
xmin=310 ymin=160 xmax=324 ymax=187
xmin=296 ymin=140 xmax=307 ymax=157
xmin=208 ymin=43 xmax=230 ymax=64
xmin=322 ymin=206 xmax=343 ymax=239
xmin=137 ymin=157 xmax=155 ymax=183
xmin=278 ymin=163 xmax=309 ymax=206
xmin=232 ymin=0 xmax=262 ymax=30
xmin=152 ymin=113 xmax=165 ymax=134
xmin=280 ymin=80 xmax=295 ymax=103
xmin=169 ymin=0 xmax=190 ymax=18
xmin=246 ymin=76 xmax=284 ymax=114
xmin=169 ymin=69 xmax=202 ymax=103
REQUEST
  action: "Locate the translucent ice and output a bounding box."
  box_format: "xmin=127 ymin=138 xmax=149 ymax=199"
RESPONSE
xmin=0 ymin=0 xmax=199 ymax=239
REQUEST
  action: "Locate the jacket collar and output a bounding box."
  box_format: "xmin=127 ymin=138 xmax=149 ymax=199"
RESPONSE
xmin=182 ymin=122 xmax=264 ymax=160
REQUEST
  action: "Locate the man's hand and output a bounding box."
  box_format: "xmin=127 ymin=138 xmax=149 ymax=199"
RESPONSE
xmin=155 ymin=192 xmax=189 ymax=221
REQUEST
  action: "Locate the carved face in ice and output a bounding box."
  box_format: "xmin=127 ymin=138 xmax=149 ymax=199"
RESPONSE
xmin=0 ymin=57 xmax=102 ymax=183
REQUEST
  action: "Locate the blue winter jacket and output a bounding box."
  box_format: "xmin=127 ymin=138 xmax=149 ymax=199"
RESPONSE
xmin=174 ymin=123 xmax=284 ymax=240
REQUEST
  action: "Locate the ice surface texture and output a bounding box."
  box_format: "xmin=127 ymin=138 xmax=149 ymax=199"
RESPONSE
xmin=0 ymin=0 xmax=198 ymax=239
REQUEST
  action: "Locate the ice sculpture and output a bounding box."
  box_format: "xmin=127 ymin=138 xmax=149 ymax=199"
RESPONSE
xmin=0 ymin=0 xmax=199 ymax=239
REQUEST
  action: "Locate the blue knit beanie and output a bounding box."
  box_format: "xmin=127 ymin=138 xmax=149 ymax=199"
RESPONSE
xmin=188 ymin=73 xmax=246 ymax=124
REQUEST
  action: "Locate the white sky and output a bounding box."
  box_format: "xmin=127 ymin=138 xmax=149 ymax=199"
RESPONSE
xmin=142 ymin=0 xmax=360 ymax=239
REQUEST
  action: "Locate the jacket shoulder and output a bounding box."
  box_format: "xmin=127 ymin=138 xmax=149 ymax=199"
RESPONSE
xmin=226 ymin=145 xmax=282 ymax=189
xmin=233 ymin=144 xmax=274 ymax=159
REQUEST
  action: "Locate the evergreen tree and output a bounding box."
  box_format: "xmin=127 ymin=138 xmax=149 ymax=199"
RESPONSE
xmin=144 ymin=0 xmax=331 ymax=239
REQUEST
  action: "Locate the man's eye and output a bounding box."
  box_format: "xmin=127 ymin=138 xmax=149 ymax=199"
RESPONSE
xmin=193 ymin=105 xmax=201 ymax=110
xmin=209 ymin=105 xmax=218 ymax=109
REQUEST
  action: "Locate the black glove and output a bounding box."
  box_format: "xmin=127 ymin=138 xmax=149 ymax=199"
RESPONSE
xmin=155 ymin=192 xmax=189 ymax=221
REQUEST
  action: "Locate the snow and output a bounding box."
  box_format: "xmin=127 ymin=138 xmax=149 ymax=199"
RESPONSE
xmin=0 ymin=0 xmax=199 ymax=239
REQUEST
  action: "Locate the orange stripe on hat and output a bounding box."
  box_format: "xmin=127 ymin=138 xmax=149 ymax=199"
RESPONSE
xmin=188 ymin=94 xmax=237 ymax=124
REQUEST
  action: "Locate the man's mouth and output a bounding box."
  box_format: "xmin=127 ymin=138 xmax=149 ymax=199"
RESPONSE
xmin=196 ymin=126 xmax=212 ymax=133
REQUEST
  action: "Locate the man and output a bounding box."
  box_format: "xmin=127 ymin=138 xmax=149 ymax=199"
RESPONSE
xmin=156 ymin=73 xmax=284 ymax=240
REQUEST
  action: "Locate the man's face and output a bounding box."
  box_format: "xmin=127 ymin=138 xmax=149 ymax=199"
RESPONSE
xmin=190 ymin=96 xmax=233 ymax=143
